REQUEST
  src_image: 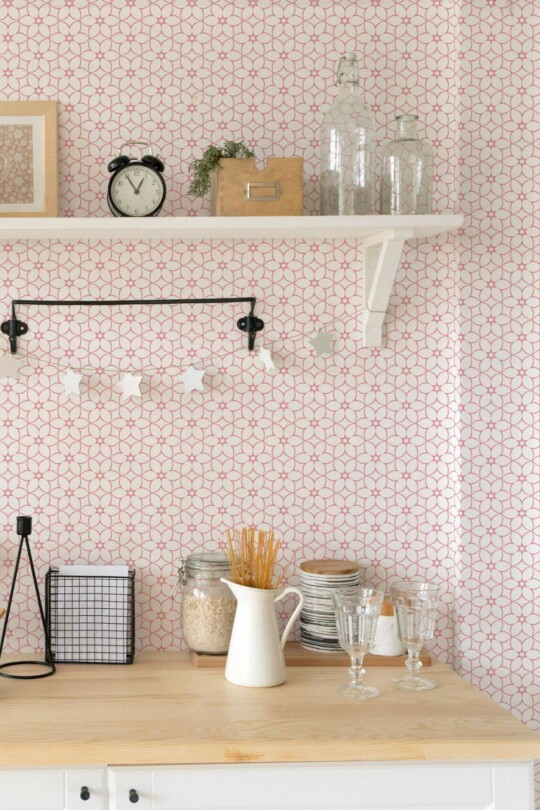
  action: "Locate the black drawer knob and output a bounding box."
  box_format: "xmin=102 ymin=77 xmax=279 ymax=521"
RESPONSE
xmin=80 ymin=787 xmax=90 ymax=801
xmin=129 ymin=790 xmax=140 ymax=804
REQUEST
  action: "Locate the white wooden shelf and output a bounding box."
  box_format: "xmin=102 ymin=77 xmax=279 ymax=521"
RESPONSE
xmin=0 ymin=214 xmax=463 ymax=347
xmin=0 ymin=213 xmax=461 ymax=242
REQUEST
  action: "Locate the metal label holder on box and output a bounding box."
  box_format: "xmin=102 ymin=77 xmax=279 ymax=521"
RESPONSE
xmin=211 ymin=157 xmax=304 ymax=216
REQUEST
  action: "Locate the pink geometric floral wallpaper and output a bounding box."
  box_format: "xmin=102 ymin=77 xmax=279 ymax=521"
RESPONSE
xmin=458 ymin=0 xmax=540 ymax=799
xmin=0 ymin=0 xmax=537 ymax=794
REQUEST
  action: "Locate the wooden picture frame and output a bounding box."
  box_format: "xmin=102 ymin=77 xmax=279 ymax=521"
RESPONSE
xmin=0 ymin=101 xmax=57 ymax=217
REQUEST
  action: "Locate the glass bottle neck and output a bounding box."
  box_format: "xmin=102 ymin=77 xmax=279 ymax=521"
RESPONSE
xmin=336 ymin=57 xmax=359 ymax=88
xmin=396 ymin=118 xmax=418 ymax=140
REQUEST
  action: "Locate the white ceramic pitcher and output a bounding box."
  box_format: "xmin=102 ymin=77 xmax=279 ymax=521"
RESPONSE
xmin=221 ymin=579 xmax=304 ymax=687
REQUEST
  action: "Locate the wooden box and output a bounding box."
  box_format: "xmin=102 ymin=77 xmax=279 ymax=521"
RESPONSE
xmin=190 ymin=642 xmax=433 ymax=668
xmin=211 ymin=156 xmax=303 ymax=216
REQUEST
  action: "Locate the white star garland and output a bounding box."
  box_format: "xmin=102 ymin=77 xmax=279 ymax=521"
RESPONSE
xmin=258 ymin=345 xmax=276 ymax=371
xmin=180 ymin=365 xmax=205 ymax=392
xmin=117 ymin=373 xmax=142 ymax=400
xmin=0 ymin=352 xmax=22 ymax=380
xmin=0 ymin=325 xmax=336 ymax=401
xmin=309 ymin=328 xmax=334 ymax=358
xmin=60 ymin=368 xmax=83 ymax=397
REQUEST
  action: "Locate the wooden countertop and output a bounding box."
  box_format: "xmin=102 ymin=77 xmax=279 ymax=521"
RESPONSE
xmin=0 ymin=652 xmax=538 ymax=767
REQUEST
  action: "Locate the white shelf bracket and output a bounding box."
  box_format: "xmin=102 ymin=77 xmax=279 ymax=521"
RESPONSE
xmin=362 ymin=229 xmax=414 ymax=347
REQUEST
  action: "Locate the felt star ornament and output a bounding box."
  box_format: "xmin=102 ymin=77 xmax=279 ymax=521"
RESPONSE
xmin=0 ymin=352 xmax=21 ymax=380
xmin=309 ymin=329 xmax=334 ymax=358
xmin=60 ymin=368 xmax=83 ymax=397
xmin=117 ymin=373 xmax=142 ymax=400
xmin=180 ymin=365 xmax=205 ymax=393
xmin=258 ymin=345 xmax=276 ymax=371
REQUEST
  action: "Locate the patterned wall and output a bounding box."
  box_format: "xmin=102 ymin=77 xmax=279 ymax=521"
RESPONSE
xmin=457 ymin=0 xmax=540 ymax=799
xmin=0 ymin=0 xmax=537 ymax=795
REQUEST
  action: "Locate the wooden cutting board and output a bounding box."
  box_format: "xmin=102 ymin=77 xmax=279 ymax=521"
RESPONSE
xmin=191 ymin=641 xmax=431 ymax=668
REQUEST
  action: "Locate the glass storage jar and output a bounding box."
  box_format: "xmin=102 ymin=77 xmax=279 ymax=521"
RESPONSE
xmin=174 ymin=552 xmax=236 ymax=655
xmin=380 ymin=114 xmax=433 ymax=215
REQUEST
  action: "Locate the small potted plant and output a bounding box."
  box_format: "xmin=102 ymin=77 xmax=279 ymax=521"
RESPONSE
xmin=188 ymin=141 xmax=303 ymax=217
xmin=188 ymin=140 xmax=255 ymax=199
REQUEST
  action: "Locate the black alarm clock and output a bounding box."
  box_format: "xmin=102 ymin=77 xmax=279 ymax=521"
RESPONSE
xmin=107 ymin=140 xmax=166 ymax=217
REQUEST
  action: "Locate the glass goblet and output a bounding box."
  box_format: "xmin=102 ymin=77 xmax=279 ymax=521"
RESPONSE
xmin=391 ymin=582 xmax=439 ymax=691
xmin=333 ymin=588 xmax=385 ymax=699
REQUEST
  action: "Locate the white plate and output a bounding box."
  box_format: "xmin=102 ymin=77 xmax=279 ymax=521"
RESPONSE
xmin=300 ymin=629 xmax=340 ymax=642
xmin=300 ymin=582 xmax=359 ymax=596
xmin=300 ymin=572 xmax=359 ymax=578
xmin=301 ymin=609 xmax=336 ymax=619
xmin=300 ymin=587 xmax=358 ymax=597
xmin=301 ymin=628 xmax=339 ymax=639
xmin=301 ymin=598 xmax=337 ymax=609
xmin=300 ymin=641 xmax=343 ymax=652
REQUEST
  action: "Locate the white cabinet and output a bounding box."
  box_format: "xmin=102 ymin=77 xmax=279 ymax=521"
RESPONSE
xmin=109 ymin=762 xmax=534 ymax=810
xmin=0 ymin=769 xmax=106 ymax=810
xmin=0 ymin=763 xmax=533 ymax=810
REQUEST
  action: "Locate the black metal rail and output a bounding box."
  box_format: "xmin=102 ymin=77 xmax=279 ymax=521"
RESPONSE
xmin=1 ymin=296 xmax=264 ymax=353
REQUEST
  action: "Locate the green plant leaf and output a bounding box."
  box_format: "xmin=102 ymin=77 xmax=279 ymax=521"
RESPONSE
xmin=188 ymin=141 xmax=255 ymax=197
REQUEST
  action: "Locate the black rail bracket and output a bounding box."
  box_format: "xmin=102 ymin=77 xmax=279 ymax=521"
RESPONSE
xmin=1 ymin=319 xmax=28 ymax=354
xmin=237 ymin=314 xmax=264 ymax=351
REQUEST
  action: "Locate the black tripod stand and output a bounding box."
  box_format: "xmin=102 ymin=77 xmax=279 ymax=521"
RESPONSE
xmin=0 ymin=516 xmax=56 ymax=679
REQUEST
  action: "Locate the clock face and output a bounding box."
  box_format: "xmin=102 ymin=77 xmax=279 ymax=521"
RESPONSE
xmin=108 ymin=163 xmax=165 ymax=217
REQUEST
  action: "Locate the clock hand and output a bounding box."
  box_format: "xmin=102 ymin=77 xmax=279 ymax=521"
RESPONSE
xmin=126 ymin=175 xmax=137 ymax=192
xmin=135 ymin=177 xmax=145 ymax=194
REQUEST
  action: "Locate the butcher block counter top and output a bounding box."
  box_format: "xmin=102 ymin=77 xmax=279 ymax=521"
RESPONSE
xmin=0 ymin=652 xmax=539 ymax=767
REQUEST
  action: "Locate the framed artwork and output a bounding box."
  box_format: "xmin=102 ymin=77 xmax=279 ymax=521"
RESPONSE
xmin=0 ymin=101 xmax=57 ymax=217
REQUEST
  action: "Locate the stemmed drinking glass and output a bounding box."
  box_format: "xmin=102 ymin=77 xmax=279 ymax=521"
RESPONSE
xmin=333 ymin=588 xmax=385 ymax=699
xmin=391 ymin=582 xmax=439 ymax=691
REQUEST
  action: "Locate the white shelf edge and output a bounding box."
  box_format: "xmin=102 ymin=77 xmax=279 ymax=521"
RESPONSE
xmin=0 ymin=213 xmax=464 ymax=350
xmin=0 ymin=214 xmax=463 ymax=242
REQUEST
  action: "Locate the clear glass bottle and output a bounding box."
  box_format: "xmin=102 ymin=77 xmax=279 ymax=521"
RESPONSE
xmin=380 ymin=114 xmax=433 ymax=215
xmin=173 ymin=552 xmax=236 ymax=655
xmin=320 ymin=53 xmax=375 ymax=216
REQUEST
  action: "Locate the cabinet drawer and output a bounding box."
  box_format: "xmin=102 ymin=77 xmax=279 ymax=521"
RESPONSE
xmin=0 ymin=771 xmax=65 ymax=810
xmin=66 ymin=771 xmax=107 ymax=810
xmin=109 ymin=762 xmax=532 ymax=810
xmin=0 ymin=769 xmax=106 ymax=810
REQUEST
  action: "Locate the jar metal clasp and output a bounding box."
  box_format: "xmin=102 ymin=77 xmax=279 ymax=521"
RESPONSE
xmin=171 ymin=558 xmax=187 ymax=599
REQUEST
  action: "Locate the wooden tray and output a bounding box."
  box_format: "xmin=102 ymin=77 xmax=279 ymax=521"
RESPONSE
xmin=191 ymin=641 xmax=431 ymax=668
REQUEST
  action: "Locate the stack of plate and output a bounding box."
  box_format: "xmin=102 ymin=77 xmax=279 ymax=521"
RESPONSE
xmin=299 ymin=559 xmax=361 ymax=652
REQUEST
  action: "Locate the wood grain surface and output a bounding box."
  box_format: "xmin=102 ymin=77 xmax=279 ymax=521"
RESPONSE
xmin=0 ymin=652 xmax=538 ymax=767
xmin=211 ymin=157 xmax=303 ymax=216
xmin=299 ymin=559 xmax=360 ymax=575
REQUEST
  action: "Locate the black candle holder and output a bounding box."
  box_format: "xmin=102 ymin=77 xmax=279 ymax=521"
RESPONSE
xmin=0 ymin=516 xmax=56 ymax=679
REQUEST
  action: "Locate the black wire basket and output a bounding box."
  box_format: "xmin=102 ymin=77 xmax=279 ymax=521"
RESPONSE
xmin=45 ymin=568 xmax=135 ymax=664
